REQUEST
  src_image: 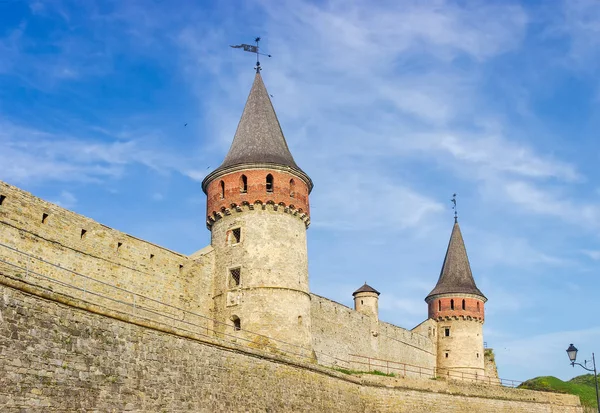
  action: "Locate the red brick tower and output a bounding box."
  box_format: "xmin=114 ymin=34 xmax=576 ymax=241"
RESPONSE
xmin=425 ymin=218 xmax=487 ymax=379
xmin=202 ymin=72 xmax=314 ymax=352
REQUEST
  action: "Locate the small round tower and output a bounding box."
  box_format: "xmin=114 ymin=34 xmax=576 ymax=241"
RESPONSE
xmin=202 ymin=72 xmax=314 ymax=353
xmin=353 ymin=283 xmax=380 ymax=321
xmin=425 ymin=218 xmax=487 ymax=380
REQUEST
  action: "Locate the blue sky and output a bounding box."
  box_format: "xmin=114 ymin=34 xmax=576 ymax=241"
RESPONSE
xmin=1 ymin=0 xmax=600 ymax=382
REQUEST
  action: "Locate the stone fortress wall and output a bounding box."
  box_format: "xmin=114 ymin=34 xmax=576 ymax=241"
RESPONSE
xmin=0 ymin=178 xmax=582 ymax=411
xmin=311 ymin=294 xmax=437 ymax=375
xmin=0 ymin=179 xmax=438 ymax=369
xmin=0 ymin=283 xmax=583 ymax=412
xmin=0 ymin=180 xmax=215 ymax=324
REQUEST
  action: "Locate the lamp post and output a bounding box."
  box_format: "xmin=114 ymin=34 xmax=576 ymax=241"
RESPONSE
xmin=566 ymin=344 xmax=600 ymax=413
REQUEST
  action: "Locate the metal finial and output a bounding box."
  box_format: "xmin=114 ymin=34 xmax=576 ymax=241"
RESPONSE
xmin=451 ymin=193 xmax=458 ymax=223
xmin=229 ymin=37 xmax=272 ymax=72
xmin=254 ymin=37 xmax=261 ymax=73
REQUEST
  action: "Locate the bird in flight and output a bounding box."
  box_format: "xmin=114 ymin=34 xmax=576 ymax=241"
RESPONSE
xmin=184 ymin=123 xmax=188 ymax=127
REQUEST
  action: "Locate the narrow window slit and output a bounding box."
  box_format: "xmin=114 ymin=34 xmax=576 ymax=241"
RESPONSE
xmin=42 ymin=213 xmax=49 ymax=224
xmin=229 ymin=267 xmax=241 ymax=288
xmin=0 ymin=195 xmax=5 ymax=205
xmin=240 ymin=175 xmax=248 ymax=193
xmin=117 ymin=242 xmax=123 ymax=251
xmin=220 ymin=180 xmax=225 ymax=199
xmin=266 ymin=174 xmax=273 ymax=193
xmin=150 ymin=254 xmax=155 ymax=260
xmin=231 ymin=228 xmax=241 ymax=244
xmin=462 ymin=299 xmax=466 ymax=310
xmin=80 ymin=229 xmax=87 ymax=239
xmin=232 ymin=315 xmax=241 ymax=331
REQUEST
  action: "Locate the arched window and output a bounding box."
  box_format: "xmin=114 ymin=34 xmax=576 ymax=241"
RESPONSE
xmin=220 ymin=181 xmax=225 ymax=199
xmin=289 ymin=179 xmax=295 ymax=198
xmin=462 ymin=299 xmax=466 ymax=310
xmin=450 ymin=299 xmax=454 ymax=310
xmin=240 ymin=175 xmax=247 ymax=193
xmin=477 ymin=302 xmax=480 ymax=312
xmin=438 ymin=301 xmax=442 ymax=311
xmin=231 ymin=315 xmax=241 ymax=331
xmin=266 ymin=174 xmax=274 ymax=192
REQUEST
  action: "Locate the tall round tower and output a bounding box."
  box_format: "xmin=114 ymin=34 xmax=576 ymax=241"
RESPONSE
xmin=202 ymin=72 xmax=314 ymax=353
xmin=425 ymin=219 xmax=487 ymax=379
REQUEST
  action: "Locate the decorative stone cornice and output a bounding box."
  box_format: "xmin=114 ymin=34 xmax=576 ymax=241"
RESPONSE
xmin=206 ymin=200 xmax=310 ymax=229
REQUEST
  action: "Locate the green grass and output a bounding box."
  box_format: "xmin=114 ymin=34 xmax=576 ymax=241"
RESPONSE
xmin=518 ymin=374 xmax=598 ymax=409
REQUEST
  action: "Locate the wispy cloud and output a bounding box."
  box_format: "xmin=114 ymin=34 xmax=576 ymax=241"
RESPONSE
xmin=581 ymin=250 xmax=600 ymax=260
xmin=502 ymin=181 xmax=600 ymax=229
xmin=0 ymin=120 xmax=206 ymax=185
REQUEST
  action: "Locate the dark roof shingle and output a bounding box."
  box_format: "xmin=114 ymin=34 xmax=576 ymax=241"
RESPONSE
xmin=210 ymin=72 xmax=307 ymax=176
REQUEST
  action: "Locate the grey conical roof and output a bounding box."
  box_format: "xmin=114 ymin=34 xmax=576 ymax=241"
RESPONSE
xmin=353 ymin=283 xmax=380 ymax=296
xmin=211 ymin=72 xmax=306 ymax=174
xmin=426 ymin=221 xmax=486 ymax=301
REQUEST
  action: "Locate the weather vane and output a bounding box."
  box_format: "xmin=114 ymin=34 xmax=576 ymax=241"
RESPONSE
xmin=451 ymin=193 xmax=458 ymax=223
xmin=230 ymin=37 xmax=272 ymax=73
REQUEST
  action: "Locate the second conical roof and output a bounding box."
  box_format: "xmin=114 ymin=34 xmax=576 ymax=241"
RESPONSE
xmin=426 ymin=221 xmax=486 ymax=301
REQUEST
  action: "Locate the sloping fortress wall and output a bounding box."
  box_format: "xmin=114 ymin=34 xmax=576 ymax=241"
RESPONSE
xmin=0 ymin=180 xmax=215 ymax=319
xmin=0 ymin=284 xmax=583 ymax=412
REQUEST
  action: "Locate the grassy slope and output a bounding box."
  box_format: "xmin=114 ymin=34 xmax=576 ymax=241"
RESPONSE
xmin=518 ymin=374 xmax=598 ymax=409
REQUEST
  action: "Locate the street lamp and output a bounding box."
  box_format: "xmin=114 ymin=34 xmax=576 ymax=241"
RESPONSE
xmin=566 ymin=344 xmax=600 ymax=413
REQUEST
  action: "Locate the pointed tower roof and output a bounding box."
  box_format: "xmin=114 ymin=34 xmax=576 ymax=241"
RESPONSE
xmin=426 ymin=221 xmax=486 ymax=301
xmin=353 ymin=283 xmax=380 ymax=296
xmin=203 ymin=72 xmax=312 ymax=192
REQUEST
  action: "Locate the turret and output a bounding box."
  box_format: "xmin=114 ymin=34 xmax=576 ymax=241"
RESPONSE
xmin=202 ymin=72 xmax=314 ymax=353
xmin=353 ymin=283 xmax=380 ymax=321
xmin=425 ymin=219 xmax=487 ymax=379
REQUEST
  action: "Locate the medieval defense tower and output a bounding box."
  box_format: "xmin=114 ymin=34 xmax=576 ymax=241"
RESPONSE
xmin=425 ymin=218 xmax=487 ymax=378
xmin=202 ymin=72 xmax=314 ymax=350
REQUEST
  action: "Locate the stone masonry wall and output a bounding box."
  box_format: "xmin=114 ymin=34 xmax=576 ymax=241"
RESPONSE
xmin=311 ymin=294 xmax=437 ymax=376
xmin=0 ymin=283 xmax=583 ymax=412
xmin=211 ymin=207 xmax=312 ymax=352
xmin=0 ymin=180 xmax=215 ymax=320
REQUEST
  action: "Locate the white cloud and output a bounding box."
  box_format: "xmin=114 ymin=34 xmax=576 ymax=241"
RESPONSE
xmin=310 ymin=170 xmax=443 ymax=231
xmin=494 ymin=326 xmax=600 ymax=381
xmin=0 ymin=120 xmax=203 ymax=185
xmin=502 ymin=181 xmax=600 ymax=229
